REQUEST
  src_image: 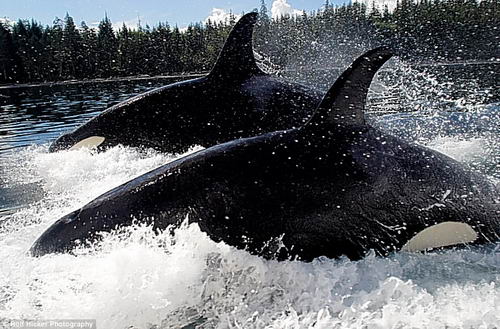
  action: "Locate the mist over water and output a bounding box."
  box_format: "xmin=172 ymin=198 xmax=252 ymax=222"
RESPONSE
xmin=0 ymin=59 xmax=499 ymax=328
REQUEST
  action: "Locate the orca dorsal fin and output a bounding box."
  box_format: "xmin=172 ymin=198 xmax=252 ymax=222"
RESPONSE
xmin=305 ymin=47 xmax=393 ymax=129
xmin=208 ymin=12 xmax=264 ymax=80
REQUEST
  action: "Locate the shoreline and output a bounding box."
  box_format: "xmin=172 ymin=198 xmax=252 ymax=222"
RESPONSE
xmin=0 ymin=60 xmax=498 ymax=91
xmin=0 ymin=73 xmax=208 ymax=90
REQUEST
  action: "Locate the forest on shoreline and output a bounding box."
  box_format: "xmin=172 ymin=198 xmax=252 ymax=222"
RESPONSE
xmin=0 ymin=0 xmax=498 ymax=84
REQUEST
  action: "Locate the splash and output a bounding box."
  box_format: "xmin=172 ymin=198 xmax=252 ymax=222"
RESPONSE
xmin=427 ymin=136 xmax=490 ymax=163
xmin=254 ymin=35 xmax=498 ymax=114
xmin=369 ymin=59 xmax=495 ymax=114
xmin=0 ymin=140 xmax=498 ymax=329
xmin=371 ymin=104 xmax=499 ymax=179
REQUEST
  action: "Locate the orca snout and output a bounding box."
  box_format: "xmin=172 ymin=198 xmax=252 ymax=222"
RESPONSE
xmin=30 ymin=210 xmax=81 ymax=257
xmin=48 ymin=133 xmax=76 ymax=152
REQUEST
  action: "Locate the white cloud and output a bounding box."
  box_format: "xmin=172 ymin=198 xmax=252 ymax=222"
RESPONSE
xmin=89 ymin=17 xmax=142 ymax=31
xmin=271 ymin=0 xmax=303 ymax=20
xmin=353 ymin=0 xmax=398 ymax=13
xmin=112 ymin=17 xmax=143 ymax=31
xmin=204 ymin=8 xmax=241 ymax=25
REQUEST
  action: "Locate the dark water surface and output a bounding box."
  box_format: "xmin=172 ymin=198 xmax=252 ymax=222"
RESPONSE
xmin=0 ymin=77 xmax=186 ymax=155
xmin=0 ymin=62 xmax=498 ymax=156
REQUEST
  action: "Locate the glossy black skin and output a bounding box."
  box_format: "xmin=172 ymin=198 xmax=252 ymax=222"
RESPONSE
xmin=35 ymin=46 xmax=499 ymax=260
xmin=48 ymin=74 xmax=321 ymax=153
xmin=32 ymin=123 xmax=499 ymax=260
xmin=48 ymin=13 xmax=322 ymax=153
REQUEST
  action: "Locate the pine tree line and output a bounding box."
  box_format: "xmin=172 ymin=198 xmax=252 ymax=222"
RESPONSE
xmin=0 ymin=0 xmax=498 ymax=84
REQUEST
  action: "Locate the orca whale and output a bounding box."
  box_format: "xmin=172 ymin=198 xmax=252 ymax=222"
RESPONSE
xmin=48 ymin=13 xmax=322 ymax=153
xmin=32 ymin=47 xmax=499 ymax=260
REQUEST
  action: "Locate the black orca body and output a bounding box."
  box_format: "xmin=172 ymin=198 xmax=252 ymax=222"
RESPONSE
xmin=32 ymin=48 xmax=499 ymax=260
xmin=49 ymin=13 xmax=321 ymax=153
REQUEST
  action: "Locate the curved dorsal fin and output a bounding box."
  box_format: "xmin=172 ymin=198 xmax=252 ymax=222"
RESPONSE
xmin=305 ymin=47 xmax=393 ymax=129
xmin=208 ymin=12 xmax=264 ymax=80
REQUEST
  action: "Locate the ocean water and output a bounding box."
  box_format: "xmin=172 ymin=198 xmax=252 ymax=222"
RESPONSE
xmin=0 ymin=63 xmax=499 ymax=328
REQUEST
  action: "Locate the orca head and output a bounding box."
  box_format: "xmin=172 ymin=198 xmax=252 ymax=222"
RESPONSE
xmin=30 ymin=209 xmax=82 ymax=256
xmin=47 ymin=77 xmax=207 ymax=153
xmin=49 ymin=13 xmax=266 ymax=153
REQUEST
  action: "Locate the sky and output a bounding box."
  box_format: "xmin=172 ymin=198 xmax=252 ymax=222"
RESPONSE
xmin=1 ymin=0 xmax=359 ymax=30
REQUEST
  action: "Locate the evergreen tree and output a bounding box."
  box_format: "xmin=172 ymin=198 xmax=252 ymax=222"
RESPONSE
xmin=117 ymin=23 xmax=133 ymax=75
xmin=0 ymin=22 xmax=22 ymax=82
xmin=96 ymin=15 xmax=118 ymax=77
xmin=3 ymin=0 xmax=498 ymax=84
xmin=259 ymin=0 xmax=270 ymax=21
xmin=79 ymin=21 xmax=98 ymax=78
xmin=48 ymin=17 xmax=65 ymax=79
xmin=62 ymin=14 xmax=83 ymax=78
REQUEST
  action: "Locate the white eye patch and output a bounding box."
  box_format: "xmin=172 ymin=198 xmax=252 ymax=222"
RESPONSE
xmin=69 ymin=136 xmax=106 ymax=150
xmin=401 ymin=221 xmax=478 ymax=252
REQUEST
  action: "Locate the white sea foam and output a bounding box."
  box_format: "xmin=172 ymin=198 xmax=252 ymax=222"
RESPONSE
xmin=0 ymin=143 xmax=499 ymax=329
xmin=423 ymin=134 xmax=499 ymax=184
xmin=425 ymin=136 xmax=489 ymax=163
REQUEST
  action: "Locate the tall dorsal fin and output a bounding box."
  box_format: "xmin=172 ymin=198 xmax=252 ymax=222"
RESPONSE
xmin=208 ymin=12 xmax=264 ymax=80
xmin=305 ymin=47 xmax=393 ymax=129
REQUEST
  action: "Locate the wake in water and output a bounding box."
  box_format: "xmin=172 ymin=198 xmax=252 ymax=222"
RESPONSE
xmin=0 ymin=112 xmax=498 ymax=328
